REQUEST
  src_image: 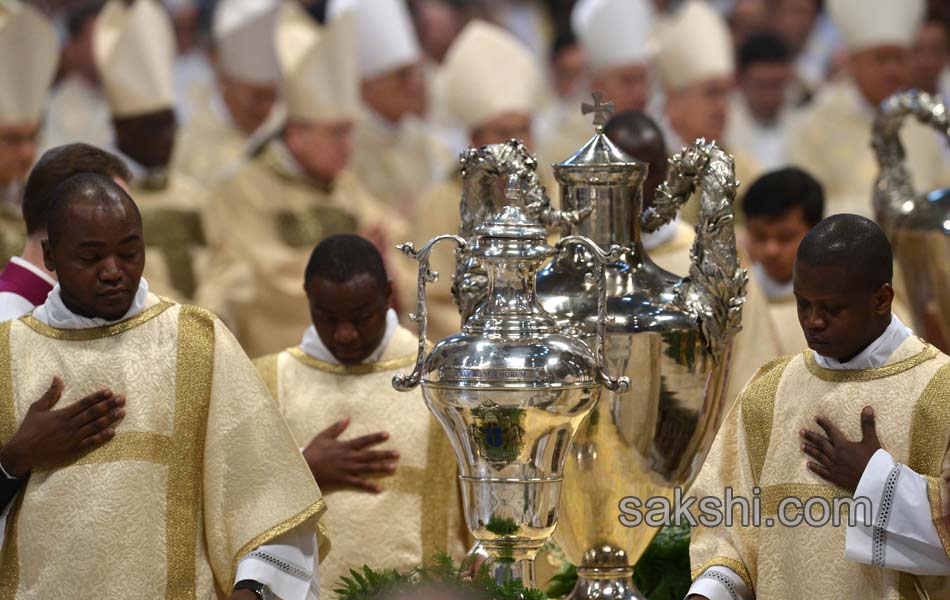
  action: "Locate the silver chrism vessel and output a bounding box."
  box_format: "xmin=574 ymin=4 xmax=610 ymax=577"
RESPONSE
xmin=535 ymin=95 xmax=748 ymax=599
xmin=393 ymin=167 xmax=629 ymax=588
xmin=872 ymin=89 xmax=950 ymax=353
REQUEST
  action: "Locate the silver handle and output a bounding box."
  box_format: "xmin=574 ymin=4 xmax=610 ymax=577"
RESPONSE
xmin=555 ymin=236 xmax=630 ymax=393
xmin=392 ymin=234 xmax=468 ymax=391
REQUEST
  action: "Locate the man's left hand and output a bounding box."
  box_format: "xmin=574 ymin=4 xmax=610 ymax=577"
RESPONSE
xmin=227 ymin=590 xmax=257 ymax=600
xmin=800 ymin=406 xmax=882 ymax=493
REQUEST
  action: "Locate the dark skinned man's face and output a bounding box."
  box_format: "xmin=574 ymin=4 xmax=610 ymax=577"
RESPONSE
xmin=793 ymin=261 xmax=893 ymax=362
xmin=42 ymin=199 xmax=145 ymax=321
xmin=112 ymin=108 xmax=177 ymax=169
xmin=306 ymin=273 xmax=392 ymax=365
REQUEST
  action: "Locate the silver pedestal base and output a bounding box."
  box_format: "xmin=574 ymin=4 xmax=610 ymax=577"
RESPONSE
xmin=566 ymin=567 xmax=646 ymax=600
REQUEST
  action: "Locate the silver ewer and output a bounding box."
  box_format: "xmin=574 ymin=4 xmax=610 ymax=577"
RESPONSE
xmin=393 ymin=172 xmax=629 ymax=589
xmin=872 ymin=89 xmax=950 ymax=353
xmin=535 ymin=96 xmax=748 ymax=600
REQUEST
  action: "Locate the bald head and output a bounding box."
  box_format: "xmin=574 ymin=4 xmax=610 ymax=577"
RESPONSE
xmin=46 ymin=173 xmax=141 ymax=249
xmin=796 ymin=214 xmax=892 ymax=292
xmin=604 ymin=110 xmax=668 ymax=208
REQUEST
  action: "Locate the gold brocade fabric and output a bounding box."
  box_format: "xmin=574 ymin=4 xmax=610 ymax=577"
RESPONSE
xmin=196 ymin=142 xmax=409 ymax=358
xmin=787 ymin=79 xmax=950 ymax=220
xmin=254 ymin=325 xmax=467 ymax=598
xmin=0 ymin=299 xmax=328 ymax=599
xmin=649 ymin=223 xmax=783 ymax=411
xmin=135 ymin=175 xmax=209 ymax=303
xmin=689 ymin=336 xmax=950 ymax=599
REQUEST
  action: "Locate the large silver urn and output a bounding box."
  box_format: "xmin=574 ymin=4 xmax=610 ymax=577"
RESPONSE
xmin=393 ymin=170 xmax=629 ymax=588
xmin=535 ymin=99 xmax=748 ymax=599
xmin=872 ymin=90 xmax=950 ymax=353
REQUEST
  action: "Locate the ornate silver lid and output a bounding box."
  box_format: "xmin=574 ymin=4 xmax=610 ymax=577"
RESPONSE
xmin=554 ymin=91 xmax=646 ymax=185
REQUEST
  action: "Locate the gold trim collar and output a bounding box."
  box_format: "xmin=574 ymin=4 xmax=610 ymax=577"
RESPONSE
xmin=287 ymin=346 xmax=418 ymax=375
xmin=803 ymin=340 xmax=937 ymax=382
xmin=19 ymin=299 xmax=175 ymax=341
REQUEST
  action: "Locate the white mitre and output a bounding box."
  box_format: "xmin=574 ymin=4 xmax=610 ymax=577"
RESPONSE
xmin=93 ymin=0 xmax=176 ymax=118
xmin=439 ymin=20 xmax=542 ymax=131
xmin=571 ymin=0 xmax=654 ymax=74
xmin=212 ymin=0 xmax=281 ymax=85
xmin=656 ymin=0 xmax=733 ymax=91
xmin=0 ymin=0 xmax=58 ymax=126
xmin=275 ymin=1 xmax=359 ymax=123
xmin=326 ymin=0 xmax=421 ymax=80
xmin=828 ymin=0 xmax=924 ymax=51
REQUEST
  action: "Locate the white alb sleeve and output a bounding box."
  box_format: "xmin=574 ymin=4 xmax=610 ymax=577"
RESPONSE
xmin=685 ymin=565 xmax=753 ymax=600
xmin=846 ymin=448 xmax=950 ymax=575
xmin=234 ymin=523 xmax=319 ymax=599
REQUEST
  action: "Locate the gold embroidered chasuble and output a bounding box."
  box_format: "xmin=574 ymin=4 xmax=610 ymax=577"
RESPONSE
xmin=196 ymin=143 xmax=409 ymax=359
xmin=254 ymin=325 xmax=467 ymax=597
xmin=135 ymin=174 xmax=209 ymax=304
xmin=0 ymin=299 xmax=329 ymax=599
xmin=689 ymin=336 xmax=950 ymax=599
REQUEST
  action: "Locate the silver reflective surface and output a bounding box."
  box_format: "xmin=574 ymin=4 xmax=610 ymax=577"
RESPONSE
xmin=394 ymin=167 xmax=627 ymax=588
xmin=873 ymin=90 xmax=950 ymax=352
xmin=536 ymin=102 xmax=747 ymax=600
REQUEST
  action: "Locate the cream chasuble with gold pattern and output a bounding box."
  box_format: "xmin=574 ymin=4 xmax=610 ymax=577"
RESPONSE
xmin=0 ymin=299 xmax=329 ymax=599
xmin=254 ymin=324 xmax=467 ymax=597
xmin=689 ymin=335 xmax=950 ymax=599
xmin=197 ymin=141 xmax=408 ymax=358
xmin=135 ymin=175 xmax=209 ymax=304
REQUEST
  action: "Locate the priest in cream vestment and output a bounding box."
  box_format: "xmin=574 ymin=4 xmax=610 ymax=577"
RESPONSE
xmin=787 ymin=0 xmax=948 ymax=220
xmin=406 ymin=20 xmax=548 ymax=341
xmin=172 ymin=0 xmax=281 ymax=184
xmin=0 ymin=173 xmax=328 ymax=599
xmin=0 ymin=1 xmax=58 ymax=265
xmin=687 ymin=215 xmax=950 ymax=600
xmin=197 ymin=3 xmax=407 ymax=358
xmin=325 ymin=0 xmax=452 ymax=218
xmin=93 ymin=0 xmax=208 ymax=303
xmin=255 ymin=235 xmax=466 ymax=597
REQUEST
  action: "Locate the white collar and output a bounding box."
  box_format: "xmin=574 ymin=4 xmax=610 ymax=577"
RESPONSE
xmin=812 ymin=314 xmax=913 ymax=370
xmin=751 ymin=262 xmax=794 ymax=302
xmin=298 ymin=308 xmax=399 ymax=366
xmin=33 ymin=278 xmax=153 ymax=329
xmin=9 ymin=257 xmax=55 ymax=286
xmin=642 ymin=215 xmax=680 ymax=250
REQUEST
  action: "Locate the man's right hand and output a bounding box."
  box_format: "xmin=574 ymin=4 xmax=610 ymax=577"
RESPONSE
xmin=0 ymin=377 xmax=124 ymax=477
xmin=302 ymin=417 xmax=399 ymax=494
